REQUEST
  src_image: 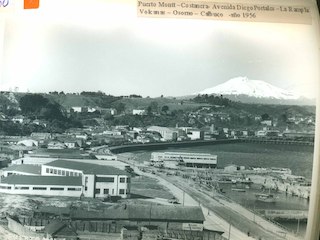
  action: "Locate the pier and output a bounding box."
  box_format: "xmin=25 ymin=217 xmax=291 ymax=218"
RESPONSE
xmin=241 ymin=138 xmax=314 ymax=146
xmin=256 ymin=209 xmax=308 ymax=221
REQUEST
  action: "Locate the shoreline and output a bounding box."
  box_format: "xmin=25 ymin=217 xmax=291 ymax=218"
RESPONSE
xmin=109 ymin=138 xmax=314 ymax=154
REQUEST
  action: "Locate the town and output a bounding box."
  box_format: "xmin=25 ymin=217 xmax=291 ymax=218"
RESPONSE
xmin=0 ymin=90 xmax=315 ymax=240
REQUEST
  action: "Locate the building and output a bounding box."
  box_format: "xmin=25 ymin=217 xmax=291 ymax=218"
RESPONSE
xmin=47 ymin=141 xmax=67 ymax=150
xmin=179 ymin=127 xmax=204 ymax=140
xmin=1 ymin=164 xmax=41 ymax=177
xmin=71 ymin=204 xmax=205 ymax=230
xmin=0 ymin=160 xmax=130 ymax=198
xmin=150 ymin=152 xmax=217 ymax=169
xmin=30 ymin=132 xmax=52 ymax=140
xmin=132 ymin=109 xmax=146 ymax=115
xmin=147 ymin=126 xmax=184 ymax=141
xmin=17 ymin=139 xmax=39 ymax=147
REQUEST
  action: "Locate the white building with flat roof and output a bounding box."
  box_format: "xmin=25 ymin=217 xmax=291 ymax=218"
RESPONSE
xmin=0 ymin=160 xmax=130 ymax=199
xmin=150 ymin=152 xmax=217 ymax=169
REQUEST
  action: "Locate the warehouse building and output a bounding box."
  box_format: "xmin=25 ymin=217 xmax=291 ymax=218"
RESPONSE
xmin=0 ymin=160 xmax=130 ymax=198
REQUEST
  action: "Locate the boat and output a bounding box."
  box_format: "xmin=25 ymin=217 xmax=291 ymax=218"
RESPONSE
xmin=255 ymin=193 xmax=276 ymax=203
xmin=231 ymin=188 xmax=246 ymax=192
xmin=236 ymin=177 xmax=253 ymax=184
xmin=218 ymin=178 xmax=233 ymax=184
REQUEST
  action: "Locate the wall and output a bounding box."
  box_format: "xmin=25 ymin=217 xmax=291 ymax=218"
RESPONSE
xmin=95 ymin=175 xmax=130 ymax=198
xmin=109 ymin=139 xmax=241 ymax=154
xmin=7 ymin=216 xmax=43 ymax=239
xmin=0 ymin=183 xmax=82 ymax=197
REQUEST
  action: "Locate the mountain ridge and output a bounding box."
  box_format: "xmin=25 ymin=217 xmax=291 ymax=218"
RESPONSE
xmin=195 ymin=77 xmax=301 ymax=100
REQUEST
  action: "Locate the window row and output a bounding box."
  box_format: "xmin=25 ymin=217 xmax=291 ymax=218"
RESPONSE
xmin=94 ymin=188 xmax=129 ymax=195
xmin=0 ymin=186 xmax=82 ymax=191
xmin=96 ymin=176 xmax=130 ymax=183
xmin=45 ymin=168 xmax=82 ymax=177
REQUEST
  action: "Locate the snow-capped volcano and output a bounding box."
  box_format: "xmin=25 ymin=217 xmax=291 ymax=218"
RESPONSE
xmin=196 ymin=77 xmax=300 ymax=100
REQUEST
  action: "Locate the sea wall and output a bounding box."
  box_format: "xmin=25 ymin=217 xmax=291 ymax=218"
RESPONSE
xmin=109 ymin=139 xmax=240 ymax=154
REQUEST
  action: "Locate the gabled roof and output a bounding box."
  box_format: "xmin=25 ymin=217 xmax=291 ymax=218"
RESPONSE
xmin=72 ymin=204 xmax=205 ymax=223
xmin=44 ymin=160 xmax=129 ymax=176
xmin=3 ymin=164 xmax=41 ymax=175
xmin=44 ymin=220 xmax=77 ymax=237
xmin=1 ymin=175 xmax=82 ymax=186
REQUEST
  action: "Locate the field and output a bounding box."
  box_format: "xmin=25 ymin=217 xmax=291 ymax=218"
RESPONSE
xmin=130 ymin=175 xmax=175 ymax=199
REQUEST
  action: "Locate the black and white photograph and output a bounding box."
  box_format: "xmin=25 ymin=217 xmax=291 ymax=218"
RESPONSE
xmin=0 ymin=0 xmax=319 ymax=239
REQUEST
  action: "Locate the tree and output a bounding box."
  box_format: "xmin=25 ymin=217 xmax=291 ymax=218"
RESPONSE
xmin=112 ymin=102 xmax=126 ymax=114
xmin=149 ymin=101 xmax=159 ymax=113
xmin=20 ymin=94 xmax=49 ymax=116
xmin=261 ymin=113 xmax=270 ymax=121
xmin=161 ymin=105 xmax=169 ymax=114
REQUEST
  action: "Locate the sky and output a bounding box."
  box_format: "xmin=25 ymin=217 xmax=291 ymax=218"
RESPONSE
xmin=0 ymin=0 xmax=319 ymax=98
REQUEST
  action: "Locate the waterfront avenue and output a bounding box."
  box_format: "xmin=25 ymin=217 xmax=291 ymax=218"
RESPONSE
xmin=118 ymin=155 xmax=301 ymax=240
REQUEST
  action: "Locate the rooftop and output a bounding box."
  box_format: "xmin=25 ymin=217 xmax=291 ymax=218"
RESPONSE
xmin=3 ymin=164 xmax=41 ymax=175
xmin=1 ymin=175 xmax=82 ymax=186
xmin=72 ymin=204 xmax=204 ymax=222
xmin=44 ymin=160 xmax=129 ymax=176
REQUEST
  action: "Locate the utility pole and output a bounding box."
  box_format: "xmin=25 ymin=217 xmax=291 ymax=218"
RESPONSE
xmin=296 ymin=218 xmax=300 ymax=234
xmin=182 ymin=191 xmax=185 ymax=206
xmin=228 ymin=217 xmax=231 ymax=240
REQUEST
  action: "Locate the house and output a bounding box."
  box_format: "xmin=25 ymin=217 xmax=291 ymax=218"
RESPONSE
xmin=44 ymin=221 xmax=78 ymax=239
xmin=11 ymin=115 xmax=25 ymax=124
xmin=47 ymin=141 xmax=66 ymax=150
xmin=261 ymin=120 xmax=273 ymax=126
xmin=30 ymin=132 xmax=52 ymax=140
xmin=17 ymin=139 xmax=39 ymax=147
xmin=132 ymin=109 xmax=146 ymax=115
xmin=70 ymin=106 xmax=88 ymax=113
xmin=99 ymin=108 xmax=117 ymax=115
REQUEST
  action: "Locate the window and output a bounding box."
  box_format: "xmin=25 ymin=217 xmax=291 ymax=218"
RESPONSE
xmin=120 ymin=177 xmax=125 ymax=183
xmin=49 ymin=169 xmax=53 ymax=174
xmin=33 ymin=187 xmax=46 ymax=190
xmin=53 ymin=169 xmax=57 ymax=174
xmin=70 ymin=172 xmax=74 ymax=176
xmin=103 ymin=189 xmax=109 ymax=194
xmin=46 ymin=168 xmax=49 ymax=173
xmin=50 ymin=187 xmax=64 ymax=191
xmin=119 ymin=189 xmax=125 ymax=194
xmin=62 ymin=170 xmax=65 ymax=175
xmin=58 ymin=170 xmax=61 ymax=175
xmin=15 ymin=186 xmax=29 ymax=190
xmin=68 ymin=187 xmax=81 ymax=191
xmin=66 ymin=171 xmax=70 ymax=176
xmin=96 ymin=177 xmax=114 ymax=182
xmin=95 ymin=189 xmax=101 ymax=194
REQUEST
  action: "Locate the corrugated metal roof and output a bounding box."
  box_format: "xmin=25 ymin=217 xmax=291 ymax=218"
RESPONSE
xmin=44 ymin=160 xmax=128 ymax=176
xmin=3 ymin=164 xmax=41 ymax=175
xmin=72 ymin=204 xmax=205 ymax=222
xmin=1 ymin=175 xmax=82 ymax=186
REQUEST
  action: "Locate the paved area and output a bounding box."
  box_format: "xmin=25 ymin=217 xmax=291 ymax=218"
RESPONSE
xmin=118 ymin=155 xmax=302 ymax=240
